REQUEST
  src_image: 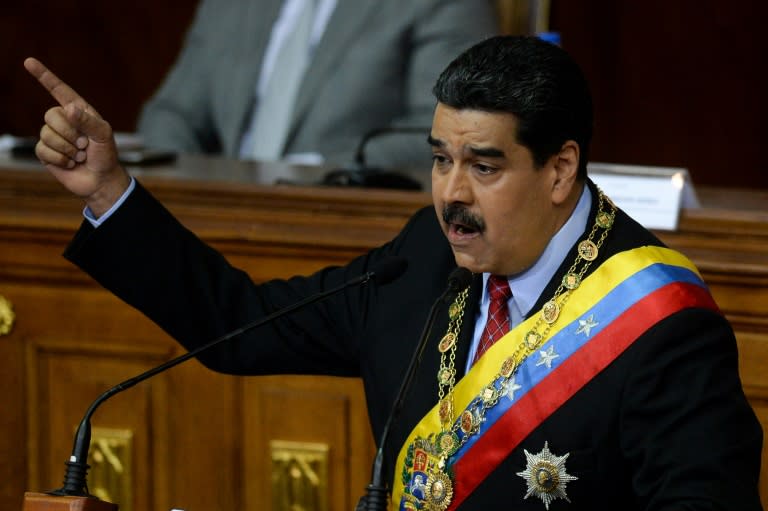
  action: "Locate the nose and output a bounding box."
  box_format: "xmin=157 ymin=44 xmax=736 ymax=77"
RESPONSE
xmin=435 ymin=162 xmax=472 ymax=205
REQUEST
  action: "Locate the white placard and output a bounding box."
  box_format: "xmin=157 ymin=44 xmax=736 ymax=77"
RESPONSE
xmin=588 ymin=162 xmax=699 ymax=231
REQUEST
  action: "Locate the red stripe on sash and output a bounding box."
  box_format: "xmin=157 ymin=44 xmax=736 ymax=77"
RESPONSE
xmin=449 ymin=281 xmax=718 ymax=507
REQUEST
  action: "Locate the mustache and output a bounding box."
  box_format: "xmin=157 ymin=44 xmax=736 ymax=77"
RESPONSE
xmin=442 ymin=204 xmax=485 ymax=232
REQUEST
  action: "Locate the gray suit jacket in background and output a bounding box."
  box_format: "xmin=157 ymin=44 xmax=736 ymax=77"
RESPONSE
xmin=137 ymin=0 xmax=499 ymax=170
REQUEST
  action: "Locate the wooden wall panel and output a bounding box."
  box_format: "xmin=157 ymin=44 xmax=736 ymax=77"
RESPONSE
xmin=2 ymin=1 xmax=197 ymax=137
xmin=550 ymin=0 xmax=768 ymax=189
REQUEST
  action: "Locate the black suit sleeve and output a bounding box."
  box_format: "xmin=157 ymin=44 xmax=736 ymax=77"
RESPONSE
xmin=65 ymin=180 xmax=364 ymax=376
xmin=63 ymin=180 xmax=440 ymax=380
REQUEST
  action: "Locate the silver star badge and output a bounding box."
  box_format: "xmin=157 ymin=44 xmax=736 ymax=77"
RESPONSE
xmin=501 ymin=375 xmax=523 ymax=401
xmin=516 ymin=441 xmax=578 ymax=509
xmin=575 ymin=314 xmax=599 ymax=337
xmin=535 ymin=345 xmax=559 ymax=369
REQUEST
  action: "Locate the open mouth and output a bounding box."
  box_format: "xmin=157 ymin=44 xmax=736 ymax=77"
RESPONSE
xmin=443 ymin=204 xmax=484 ymax=243
xmin=450 ymin=221 xmax=479 ymax=236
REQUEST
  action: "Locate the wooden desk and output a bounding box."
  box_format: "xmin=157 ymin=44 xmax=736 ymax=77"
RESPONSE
xmin=1 ymin=154 xmax=765 ymax=510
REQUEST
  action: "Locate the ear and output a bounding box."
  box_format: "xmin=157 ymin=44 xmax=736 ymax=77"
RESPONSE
xmin=550 ymin=140 xmax=580 ymax=204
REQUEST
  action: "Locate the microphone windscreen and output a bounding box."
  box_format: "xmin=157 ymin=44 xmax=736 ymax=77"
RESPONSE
xmin=371 ymin=256 xmax=408 ymax=285
xmin=447 ymin=267 xmax=473 ymax=293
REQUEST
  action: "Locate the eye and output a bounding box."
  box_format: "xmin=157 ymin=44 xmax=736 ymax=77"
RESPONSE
xmin=474 ymin=163 xmax=496 ymax=175
xmin=431 ymin=153 xmax=451 ymax=168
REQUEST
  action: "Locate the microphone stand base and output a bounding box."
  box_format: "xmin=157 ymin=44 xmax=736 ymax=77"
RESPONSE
xmin=361 ymin=484 xmax=388 ymax=511
xmin=23 ymin=492 xmax=118 ymax=511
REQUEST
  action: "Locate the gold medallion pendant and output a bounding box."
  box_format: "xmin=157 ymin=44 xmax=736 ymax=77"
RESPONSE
xmin=436 ymin=431 xmax=460 ymax=457
xmin=524 ymin=331 xmax=543 ymax=350
xmin=596 ymin=210 xmax=614 ymax=229
xmin=460 ymin=410 xmax=475 ymax=434
xmin=541 ymin=300 xmax=560 ymax=324
xmin=438 ymin=366 xmax=456 ymax=385
xmin=424 ymin=468 xmax=454 ymax=511
xmin=577 ymin=239 xmax=598 ymax=261
xmin=438 ymin=398 xmax=453 ymax=426
xmin=438 ymin=332 xmax=457 ymax=353
xmin=500 ymin=356 xmax=518 ymax=377
xmin=561 ymin=272 xmax=581 ymax=290
xmin=515 ymin=442 xmax=578 ymax=510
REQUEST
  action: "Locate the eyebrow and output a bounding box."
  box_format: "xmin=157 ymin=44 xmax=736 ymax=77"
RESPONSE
xmin=427 ymin=135 xmax=443 ymax=148
xmin=470 ymin=146 xmax=506 ymax=158
xmin=427 ymin=135 xmax=506 ymax=158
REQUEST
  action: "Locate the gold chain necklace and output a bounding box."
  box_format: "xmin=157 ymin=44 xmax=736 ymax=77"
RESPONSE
xmin=416 ymin=189 xmax=616 ymax=511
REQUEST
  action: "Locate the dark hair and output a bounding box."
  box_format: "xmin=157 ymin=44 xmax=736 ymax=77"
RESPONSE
xmin=433 ymin=35 xmax=593 ymax=179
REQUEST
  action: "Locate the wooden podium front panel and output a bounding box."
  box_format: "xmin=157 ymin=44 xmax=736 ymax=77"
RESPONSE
xmin=241 ymin=376 xmax=374 ymax=511
xmin=2 ymin=157 xmax=766 ymax=509
xmin=12 ymin=280 xmax=244 ymax=511
xmin=23 ymin=492 xmax=118 ymax=510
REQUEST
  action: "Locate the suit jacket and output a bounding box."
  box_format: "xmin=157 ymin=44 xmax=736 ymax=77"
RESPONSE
xmin=136 ymin=0 xmax=498 ymax=170
xmin=65 ymin=180 xmax=763 ymax=509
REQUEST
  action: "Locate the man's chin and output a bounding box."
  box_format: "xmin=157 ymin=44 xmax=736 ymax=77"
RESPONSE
xmin=451 ymin=251 xmax=485 ymax=275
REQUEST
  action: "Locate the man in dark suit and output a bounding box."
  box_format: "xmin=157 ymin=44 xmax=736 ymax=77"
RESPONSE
xmin=25 ymin=35 xmax=762 ymax=509
xmin=137 ymin=0 xmax=498 ymax=170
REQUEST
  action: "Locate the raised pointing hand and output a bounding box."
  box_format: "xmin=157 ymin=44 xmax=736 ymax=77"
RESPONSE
xmin=24 ymin=57 xmax=130 ymax=217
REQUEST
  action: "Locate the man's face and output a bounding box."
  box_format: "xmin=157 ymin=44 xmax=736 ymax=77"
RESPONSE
xmin=430 ymin=103 xmax=578 ymax=276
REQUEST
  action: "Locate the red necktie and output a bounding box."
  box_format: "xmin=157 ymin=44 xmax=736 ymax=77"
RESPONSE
xmin=473 ymin=275 xmax=512 ymax=364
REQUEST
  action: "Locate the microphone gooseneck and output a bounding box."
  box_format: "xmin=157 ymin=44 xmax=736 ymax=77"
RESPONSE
xmin=362 ymin=267 xmax=472 ymax=511
xmin=48 ymin=256 xmax=408 ymax=498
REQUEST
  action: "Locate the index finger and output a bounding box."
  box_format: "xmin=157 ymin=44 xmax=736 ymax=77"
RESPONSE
xmin=24 ymin=57 xmax=86 ymax=108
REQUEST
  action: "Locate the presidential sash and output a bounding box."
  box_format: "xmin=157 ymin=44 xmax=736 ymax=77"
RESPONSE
xmin=393 ymin=246 xmax=719 ymax=510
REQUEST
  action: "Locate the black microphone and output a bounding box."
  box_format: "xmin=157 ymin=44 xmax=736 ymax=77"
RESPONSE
xmin=320 ymin=126 xmax=430 ymax=191
xmin=361 ymin=267 xmax=473 ymax=511
xmin=47 ymin=256 xmax=408 ymax=500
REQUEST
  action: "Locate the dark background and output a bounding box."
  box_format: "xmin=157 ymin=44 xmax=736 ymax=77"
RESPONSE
xmin=2 ymin=0 xmax=766 ymax=188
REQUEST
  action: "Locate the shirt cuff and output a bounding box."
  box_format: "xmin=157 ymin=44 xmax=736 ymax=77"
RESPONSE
xmin=83 ymin=177 xmax=136 ymax=227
